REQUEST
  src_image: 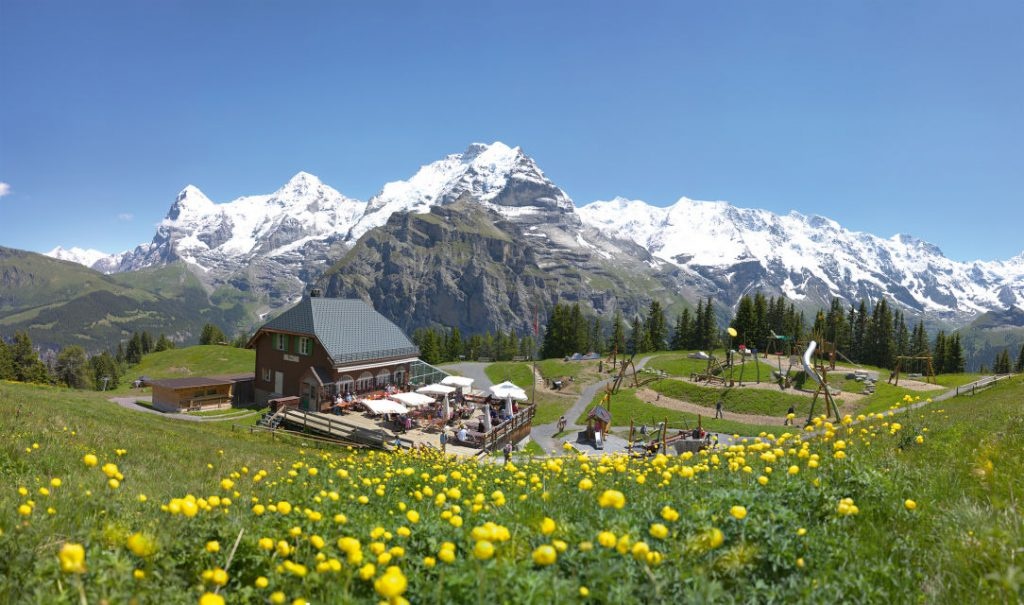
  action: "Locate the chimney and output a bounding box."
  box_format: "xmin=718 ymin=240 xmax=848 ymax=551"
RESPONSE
xmin=310 ymin=288 xmax=323 ymax=298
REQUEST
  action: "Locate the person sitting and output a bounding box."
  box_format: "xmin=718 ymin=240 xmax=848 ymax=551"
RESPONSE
xmin=477 ymin=419 xmax=486 ymax=433
xmin=403 ymin=415 xmax=413 ymax=432
xmin=457 ymin=426 xmax=469 ymax=442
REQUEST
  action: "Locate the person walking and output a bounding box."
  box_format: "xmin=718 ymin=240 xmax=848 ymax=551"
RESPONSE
xmin=784 ymin=405 xmax=795 ymax=426
xmin=715 ymin=399 xmax=724 ymax=419
xmin=502 ymin=442 xmax=513 ymax=464
xmin=439 ymin=430 xmax=447 ymax=453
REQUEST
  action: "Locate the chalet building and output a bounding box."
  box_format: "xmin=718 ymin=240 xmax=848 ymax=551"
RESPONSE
xmin=247 ymin=294 xmax=420 ymax=410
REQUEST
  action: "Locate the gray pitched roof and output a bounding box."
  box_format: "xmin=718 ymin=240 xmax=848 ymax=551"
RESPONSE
xmin=259 ymin=297 xmax=419 ymax=365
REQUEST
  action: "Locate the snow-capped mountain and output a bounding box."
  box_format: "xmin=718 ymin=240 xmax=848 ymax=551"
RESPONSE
xmin=578 ymin=196 xmax=1024 ymax=321
xmin=46 ymin=246 xmax=111 ymax=268
xmin=48 ymin=141 xmax=1023 ymax=329
xmin=350 ymin=142 xmax=578 ymax=242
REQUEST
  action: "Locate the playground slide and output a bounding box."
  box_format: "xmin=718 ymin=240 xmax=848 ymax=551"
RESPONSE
xmin=802 ymin=340 xmax=825 ymax=389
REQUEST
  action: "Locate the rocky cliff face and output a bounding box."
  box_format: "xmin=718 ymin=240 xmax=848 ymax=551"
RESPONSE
xmin=320 ymin=197 xmax=699 ymax=335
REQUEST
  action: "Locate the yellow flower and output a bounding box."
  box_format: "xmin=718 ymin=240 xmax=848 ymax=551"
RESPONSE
xmin=423 ymin=556 xmax=436 ymax=568
xmin=660 ymin=506 xmax=679 ymax=522
xmin=532 ymin=544 xmax=557 ymax=566
xmin=649 ymin=523 xmax=669 ymax=540
xmin=406 ymin=510 xmax=420 ymax=524
xmin=578 ymin=478 xmax=593 ymax=490
xmin=277 ymin=501 xmax=292 ymax=515
xmin=83 ymin=454 xmax=98 ymax=467
xmin=205 ymin=540 xmax=220 ymax=553
xmin=198 ymin=593 xmax=224 ymax=605
xmin=270 ymin=592 xmax=286 ymax=604
xmin=258 ymin=537 xmax=274 ymax=551
xmin=757 ymin=475 xmax=769 ymax=486
xmin=904 ymin=499 xmax=917 ymax=511
xmin=837 ymin=497 xmax=859 ymax=516
xmin=17 ymin=504 xmax=32 ymax=517
xmin=730 ymin=505 xmax=747 ymax=520
xmin=50 ymin=478 xmax=62 ymax=488
xmin=220 ymin=478 xmax=234 ymax=491
xmin=540 ymin=517 xmax=556 ymax=535
xmin=255 ymin=576 xmax=269 ymax=588
xmin=133 ymin=569 xmax=145 ymax=580
xmin=438 ymin=547 xmax=456 ymax=563
xmin=579 ymin=586 xmax=590 ymax=597
xmin=358 ymin=563 xmax=376 ymax=580
xmin=598 ymin=489 xmax=625 ymax=509
xmin=374 ymin=566 xmax=408 ymax=598
xmin=473 ymin=540 xmax=495 ymax=560
xmin=59 ymin=542 xmax=86 ymax=574
xmin=915 ymin=435 xmax=924 ymax=444
xmin=597 ymin=531 xmax=617 ymax=548
xmin=127 ymin=532 xmax=156 ymax=557
xmin=787 ymin=465 xmax=800 ymax=475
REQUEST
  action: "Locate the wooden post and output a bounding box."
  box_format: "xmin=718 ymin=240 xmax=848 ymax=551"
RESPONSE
xmin=662 ymin=417 xmax=668 ymax=454
xmin=629 ymin=419 xmax=634 ymax=450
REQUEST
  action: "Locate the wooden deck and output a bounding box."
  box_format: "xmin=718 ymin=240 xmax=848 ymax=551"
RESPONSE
xmin=279 ymin=410 xmax=483 ymax=458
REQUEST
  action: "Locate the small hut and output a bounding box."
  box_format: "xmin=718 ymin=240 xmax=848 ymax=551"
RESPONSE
xmin=585 ymin=405 xmax=612 ymax=449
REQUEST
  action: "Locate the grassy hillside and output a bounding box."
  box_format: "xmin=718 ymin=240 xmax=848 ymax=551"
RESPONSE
xmin=1 ymin=376 xmax=1022 ymax=603
xmin=111 ymin=345 xmax=255 ymax=393
xmin=0 ymin=247 xmax=258 ymax=353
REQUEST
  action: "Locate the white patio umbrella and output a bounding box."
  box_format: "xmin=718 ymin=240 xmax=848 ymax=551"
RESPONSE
xmin=390 ymin=391 xmax=435 ymax=408
xmin=361 ymin=399 xmax=409 ymax=415
xmin=489 ymin=381 xmax=528 ymax=400
xmin=482 ymin=406 xmax=492 ymax=432
xmin=416 ymin=384 xmax=457 ymax=396
xmin=440 ymin=375 xmax=474 ymax=388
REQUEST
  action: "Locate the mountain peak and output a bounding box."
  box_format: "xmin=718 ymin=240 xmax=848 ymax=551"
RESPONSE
xmin=286 ymin=171 xmax=322 ymax=186
xmin=464 ymin=141 xmax=519 ymax=163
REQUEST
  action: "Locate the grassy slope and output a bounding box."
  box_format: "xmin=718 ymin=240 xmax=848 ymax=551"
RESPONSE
xmin=110 ymin=346 xmax=255 ymax=394
xmin=0 ymin=377 xmax=1021 ymax=602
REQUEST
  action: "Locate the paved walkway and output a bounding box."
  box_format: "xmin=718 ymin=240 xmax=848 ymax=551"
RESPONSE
xmin=442 ymin=362 xmax=494 ymax=390
xmin=108 ymin=396 xmax=259 ymax=423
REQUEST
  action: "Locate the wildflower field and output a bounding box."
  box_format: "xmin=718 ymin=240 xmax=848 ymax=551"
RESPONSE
xmin=1 ymin=378 xmax=1022 ymax=604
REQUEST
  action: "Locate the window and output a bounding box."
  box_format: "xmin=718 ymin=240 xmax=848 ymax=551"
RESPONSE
xmin=376 ymin=369 xmax=391 ymax=387
xmin=393 ymin=369 xmax=405 ymax=386
xmin=298 ymin=336 xmax=313 ymax=356
xmin=357 ymin=372 xmax=374 ymax=392
xmin=339 ymin=375 xmax=354 ymax=393
xmin=262 ymin=368 xmax=272 ymax=382
xmin=274 ymin=333 xmax=288 ymax=351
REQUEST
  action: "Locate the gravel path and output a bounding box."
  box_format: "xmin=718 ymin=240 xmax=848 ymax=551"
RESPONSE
xmin=107 ymin=396 xmax=259 ymax=423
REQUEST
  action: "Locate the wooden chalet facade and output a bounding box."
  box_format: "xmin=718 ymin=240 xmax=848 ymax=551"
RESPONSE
xmin=149 ymin=373 xmax=254 ymax=413
xmin=247 ymin=295 xmax=420 ymax=411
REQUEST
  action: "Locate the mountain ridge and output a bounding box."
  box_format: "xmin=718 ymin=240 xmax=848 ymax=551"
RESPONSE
xmin=42 ymin=142 xmax=1024 ymax=333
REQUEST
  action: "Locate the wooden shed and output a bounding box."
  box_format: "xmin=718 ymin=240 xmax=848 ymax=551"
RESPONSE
xmin=149 ymin=373 xmax=254 ymax=413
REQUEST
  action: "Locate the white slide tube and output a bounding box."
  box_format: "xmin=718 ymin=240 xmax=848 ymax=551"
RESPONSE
xmin=802 ymin=340 xmax=824 ymax=388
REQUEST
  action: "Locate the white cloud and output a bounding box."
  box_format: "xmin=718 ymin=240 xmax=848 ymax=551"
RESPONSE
xmin=0 ymin=182 xmax=10 ymax=197
xmin=117 ymin=213 xmax=134 ymax=222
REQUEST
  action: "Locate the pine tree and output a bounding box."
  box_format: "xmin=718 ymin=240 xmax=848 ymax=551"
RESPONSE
xmin=141 ymin=331 xmax=153 ymax=355
xmin=610 ymin=310 xmax=626 ymax=356
xmin=645 ymin=300 xmax=667 ymax=352
xmin=55 ymin=345 xmax=89 ymax=389
xmin=11 ymin=331 xmax=49 ymax=383
xmin=752 ymin=293 xmax=769 ymax=351
xmin=1015 ymin=344 xmax=1024 ymax=373
xmin=0 ymin=337 xmax=14 ymax=380
xmin=699 ymin=297 xmax=717 ymax=351
xmin=933 ymin=331 xmax=947 ymax=374
xmin=671 ymin=309 xmax=692 ymax=350
xmin=589 ymin=318 xmax=604 ymax=354
xmin=447 ymin=327 xmax=464 ymax=361
xmin=89 ymin=351 xmax=121 ymax=390
xmin=199 ymin=324 xmax=226 ymax=346
xmin=993 ymin=349 xmax=1011 ymax=374
xmin=851 ymin=300 xmax=868 ymax=362
xmin=154 ymin=333 xmax=174 ymax=352
xmin=115 ymin=342 xmax=126 ymax=365
xmin=731 ymin=295 xmax=755 ymax=348
xmin=945 ymin=333 xmax=965 ymax=373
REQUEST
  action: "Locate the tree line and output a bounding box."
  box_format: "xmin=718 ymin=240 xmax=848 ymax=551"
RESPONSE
xmin=412 ymin=327 xmax=537 ymax=366
xmin=0 ymin=321 xmax=242 ymax=391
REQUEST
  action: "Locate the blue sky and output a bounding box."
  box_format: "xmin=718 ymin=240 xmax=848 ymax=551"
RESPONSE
xmin=1 ymin=0 xmax=1021 ymax=262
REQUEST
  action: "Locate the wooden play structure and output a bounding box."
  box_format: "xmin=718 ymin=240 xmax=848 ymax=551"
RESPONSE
xmin=802 ymin=340 xmax=842 ymax=425
xmin=888 ymin=354 xmax=937 ymax=386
